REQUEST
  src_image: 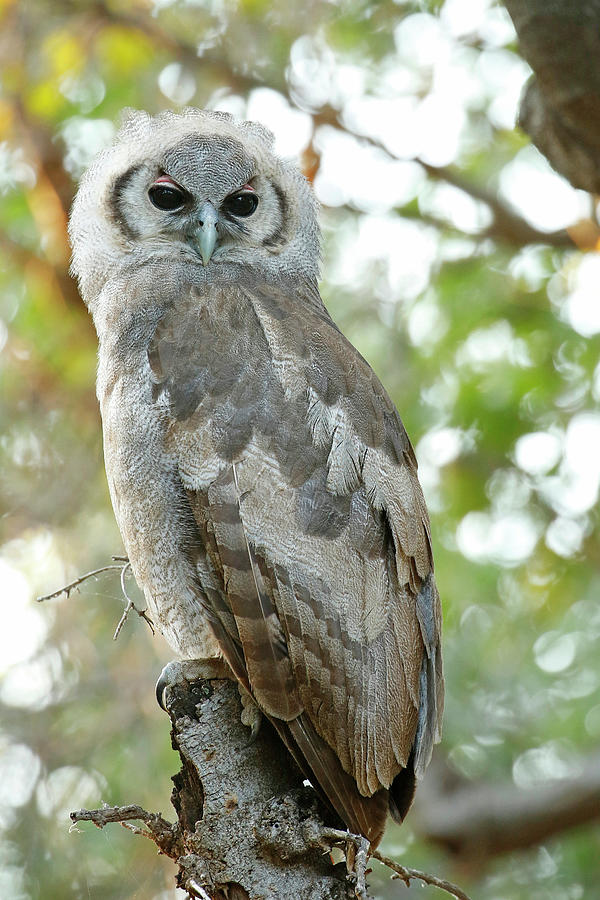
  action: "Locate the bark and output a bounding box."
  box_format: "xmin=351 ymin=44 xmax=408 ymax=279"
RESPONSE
xmin=75 ymin=668 xmax=358 ymax=898
xmin=504 ymin=0 xmax=600 ymax=193
xmin=160 ymin=664 xmax=356 ymax=899
xmin=69 ymin=661 xmax=473 ymax=900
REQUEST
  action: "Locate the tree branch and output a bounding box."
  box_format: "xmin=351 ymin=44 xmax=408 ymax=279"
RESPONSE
xmin=37 ymin=557 xmax=155 ymax=638
xmin=371 ymin=849 xmax=472 ymax=900
xmin=71 ymin=666 xmax=473 ymax=900
xmin=414 ymin=751 xmax=600 ymax=863
xmin=90 ymin=1 xmax=270 ymax=97
xmin=504 ymin=0 xmax=600 ymax=193
xmin=415 ymin=157 xmax=576 ymax=248
xmin=109 ymin=666 xmax=355 ymax=899
xmin=75 ymin=5 xmax=582 ymax=251
xmin=311 ymin=107 xmax=581 ymax=249
xmin=70 ymin=803 xmax=181 ymax=855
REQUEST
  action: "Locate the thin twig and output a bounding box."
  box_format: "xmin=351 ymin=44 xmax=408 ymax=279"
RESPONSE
xmin=71 ymin=803 xmax=159 ymax=827
xmin=37 ymin=557 xmax=155 ymax=639
xmin=307 ymin=827 xmax=371 ymax=900
xmin=309 ymin=826 xmax=472 ymax=900
xmin=371 ymin=849 xmax=473 ymax=900
xmin=112 ymin=562 xmax=155 ymax=640
xmin=36 ymin=564 xmax=128 ymax=602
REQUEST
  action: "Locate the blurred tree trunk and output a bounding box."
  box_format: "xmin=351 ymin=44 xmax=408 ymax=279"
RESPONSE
xmin=504 ymin=0 xmax=600 ymax=192
xmin=412 ymin=752 xmax=600 ymax=864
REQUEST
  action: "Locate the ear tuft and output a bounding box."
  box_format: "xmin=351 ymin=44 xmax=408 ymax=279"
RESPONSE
xmin=117 ymin=108 xmax=153 ymax=144
xmin=241 ymin=119 xmax=275 ymax=150
xmin=119 ymin=107 xmax=145 ymax=128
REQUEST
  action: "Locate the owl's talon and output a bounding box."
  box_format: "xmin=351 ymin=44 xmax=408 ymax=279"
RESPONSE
xmin=156 ymin=671 xmax=168 ymax=711
xmin=156 ymin=658 xmax=232 ymax=711
xmin=239 ymin=686 xmax=262 ymax=743
xmin=242 ymin=713 xmax=262 ymax=747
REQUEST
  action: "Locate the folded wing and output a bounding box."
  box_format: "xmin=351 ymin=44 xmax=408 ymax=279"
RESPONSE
xmin=149 ymin=275 xmax=443 ymax=843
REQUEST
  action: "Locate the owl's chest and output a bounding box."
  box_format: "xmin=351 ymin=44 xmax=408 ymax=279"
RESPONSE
xmin=96 ymin=343 xmax=220 ymax=656
xmin=146 ymin=290 xmax=317 ymax=475
xmin=97 ymin=346 xmax=180 ymax=539
xmin=96 ymin=292 xmax=293 ymax=501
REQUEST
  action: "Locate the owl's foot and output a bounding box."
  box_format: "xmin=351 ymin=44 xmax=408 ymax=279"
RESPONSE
xmin=239 ymin=685 xmax=262 ymax=743
xmin=156 ymin=658 xmax=231 ymax=710
xmin=304 ymin=825 xmax=370 ymax=900
xmin=156 ymin=661 xmax=262 ymax=744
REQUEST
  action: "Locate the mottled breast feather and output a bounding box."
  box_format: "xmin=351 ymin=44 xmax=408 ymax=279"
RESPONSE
xmin=147 ymin=270 xmax=443 ymax=845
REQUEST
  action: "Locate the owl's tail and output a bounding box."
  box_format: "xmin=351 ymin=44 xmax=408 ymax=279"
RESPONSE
xmin=388 ymin=751 xmax=417 ymax=824
xmin=271 ymin=712 xmax=389 ymax=847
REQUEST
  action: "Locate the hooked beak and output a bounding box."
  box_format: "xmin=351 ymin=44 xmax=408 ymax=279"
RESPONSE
xmin=196 ymin=201 xmax=219 ymax=266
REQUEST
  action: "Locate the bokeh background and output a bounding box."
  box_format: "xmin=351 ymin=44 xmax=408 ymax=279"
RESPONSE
xmin=1 ymin=1 xmax=599 ymax=898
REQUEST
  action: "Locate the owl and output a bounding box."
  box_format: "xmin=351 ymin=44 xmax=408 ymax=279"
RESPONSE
xmin=69 ymin=108 xmax=443 ymax=847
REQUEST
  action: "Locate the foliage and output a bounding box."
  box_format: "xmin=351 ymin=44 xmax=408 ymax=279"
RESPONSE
xmin=1 ymin=1 xmax=599 ymax=898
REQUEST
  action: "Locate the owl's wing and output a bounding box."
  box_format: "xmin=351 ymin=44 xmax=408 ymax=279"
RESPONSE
xmin=150 ymin=276 xmax=443 ymax=843
xmin=191 ymin=463 xmax=390 ymax=842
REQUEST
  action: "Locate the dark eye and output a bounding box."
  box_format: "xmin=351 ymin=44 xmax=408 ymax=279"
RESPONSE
xmin=224 ymin=191 xmax=258 ymax=218
xmin=148 ymin=183 xmax=186 ymax=211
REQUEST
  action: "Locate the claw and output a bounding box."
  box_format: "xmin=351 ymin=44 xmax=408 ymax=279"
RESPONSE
xmin=155 ymin=658 xmax=232 ymax=712
xmin=239 ymin=685 xmax=262 ymax=745
xmin=155 ymin=664 xmax=171 ymax=711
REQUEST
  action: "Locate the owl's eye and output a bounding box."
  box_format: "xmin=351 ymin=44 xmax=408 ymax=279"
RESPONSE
xmin=148 ymin=180 xmax=187 ymax=212
xmin=224 ymin=190 xmax=258 ymax=218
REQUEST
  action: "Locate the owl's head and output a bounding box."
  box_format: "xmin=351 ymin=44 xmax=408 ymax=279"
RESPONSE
xmin=69 ymin=108 xmax=320 ymax=304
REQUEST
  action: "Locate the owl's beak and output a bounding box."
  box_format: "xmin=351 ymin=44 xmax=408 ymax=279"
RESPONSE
xmin=196 ymin=202 xmax=219 ymax=266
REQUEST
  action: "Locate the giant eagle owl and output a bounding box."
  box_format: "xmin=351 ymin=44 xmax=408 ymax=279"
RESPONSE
xmin=69 ymin=108 xmax=443 ymax=846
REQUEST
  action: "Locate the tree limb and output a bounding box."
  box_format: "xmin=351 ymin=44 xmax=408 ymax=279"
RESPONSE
xmin=311 ymin=107 xmax=582 ymax=249
xmin=77 ymin=4 xmax=583 ymax=250
xmin=70 ymin=667 xmax=473 ymax=900
xmin=415 ymin=157 xmax=576 ymax=248
xmin=504 ymin=0 xmax=600 ymax=193
xmin=70 ymin=803 xmax=182 ymax=856
xmin=414 ymin=751 xmax=600 ymax=863
xmin=90 ymin=0 xmax=272 ymax=97
xmin=120 ymin=666 xmax=355 ymax=899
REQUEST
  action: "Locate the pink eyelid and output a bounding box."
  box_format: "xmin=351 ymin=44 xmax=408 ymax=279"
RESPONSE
xmin=152 ymin=175 xmax=180 ymax=187
xmin=150 ymin=176 xmax=255 ymax=192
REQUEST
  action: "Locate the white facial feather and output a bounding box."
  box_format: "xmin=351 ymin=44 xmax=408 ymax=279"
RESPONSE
xmin=69 ymin=108 xmax=321 ymax=307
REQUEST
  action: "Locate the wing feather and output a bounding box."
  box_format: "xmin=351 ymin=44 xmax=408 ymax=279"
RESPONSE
xmin=205 ymin=466 xmax=301 ymax=721
xmin=151 ymin=275 xmax=443 ymax=841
